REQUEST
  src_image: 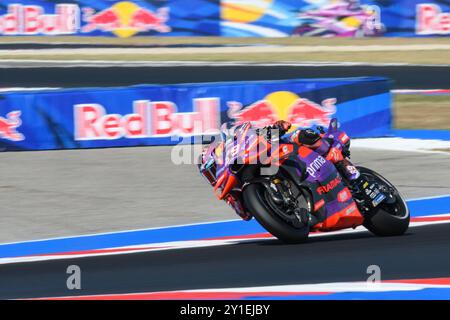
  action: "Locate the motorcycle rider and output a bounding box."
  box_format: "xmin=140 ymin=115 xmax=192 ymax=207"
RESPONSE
xmin=265 ymin=119 xmax=394 ymax=215
xmin=266 ymin=120 xmax=362 ymax=185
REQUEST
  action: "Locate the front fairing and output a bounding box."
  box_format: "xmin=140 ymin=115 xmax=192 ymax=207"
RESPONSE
xmin=215 ymin=122 xmax=259 ymax=177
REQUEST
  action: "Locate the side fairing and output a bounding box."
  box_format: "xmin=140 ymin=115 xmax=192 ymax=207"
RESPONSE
xmin=295 ymin=146 xmax=362 ymax=230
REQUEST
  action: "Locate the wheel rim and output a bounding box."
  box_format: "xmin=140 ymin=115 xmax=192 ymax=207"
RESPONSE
xmin=360 ymin=171 xmax=409 ymax=219
xmin=261 ymin=186 xmax=309 ymax=229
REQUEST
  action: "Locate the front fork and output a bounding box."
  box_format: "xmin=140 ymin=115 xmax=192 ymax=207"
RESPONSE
xmin=225 ymin=192 xmax=252 ymax=221
xmin=335 ymin=158 xmax=361 ymax=181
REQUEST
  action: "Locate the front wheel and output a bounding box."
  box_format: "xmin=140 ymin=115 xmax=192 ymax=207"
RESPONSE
xmin=357 ymin=166 xmax=410 ymax=236
xmin=243 ymin=183 xmax=310 ymax=243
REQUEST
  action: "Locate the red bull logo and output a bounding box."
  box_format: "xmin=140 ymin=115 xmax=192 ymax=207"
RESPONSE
xmin=74 ymin=98 xmax=220 ymax=140
xmin=416 ymin=3 xmax=450 ymax=35
xmin=82 ymin=1 xmax=170 ymax=38
xmin=0 ymin=111 xmax=24 ymax=142
xmin=227 ymin=91 xmax=337 ymax=130
xmin=0 ymin=4 xmax=79 ymax=35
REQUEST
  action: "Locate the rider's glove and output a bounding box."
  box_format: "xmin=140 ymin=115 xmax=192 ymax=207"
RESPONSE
xmin=326 ymin=147 xmax=344 ymax=163
xmin=295 ymin=128 xmax=321 ymax=146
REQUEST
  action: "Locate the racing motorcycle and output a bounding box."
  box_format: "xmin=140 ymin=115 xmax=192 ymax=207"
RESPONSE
xmin=198 ymin=119 xmax=409 ymax=243
xmin=292 ymin=2 xmax=384 ymax=38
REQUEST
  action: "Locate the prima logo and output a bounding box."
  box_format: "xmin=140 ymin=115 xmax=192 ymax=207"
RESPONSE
xmin=306 ymin=155 xmax=326 ymax=178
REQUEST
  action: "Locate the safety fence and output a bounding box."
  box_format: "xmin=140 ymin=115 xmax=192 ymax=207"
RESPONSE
xmin=0 ymin=77 xmax=391 ymax=150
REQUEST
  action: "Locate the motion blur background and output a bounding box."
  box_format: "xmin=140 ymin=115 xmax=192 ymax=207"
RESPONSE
xmin=1 ymin=0 xmax=450 ymax=300
xmin=0 ymin=0 xmax=449 ymax=242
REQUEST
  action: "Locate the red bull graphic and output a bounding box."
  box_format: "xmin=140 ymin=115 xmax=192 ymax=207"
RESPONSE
xmin=416 ymin=3 xmax=450 ymax=35
xmin=0 ymin=77 xmax=391 ymax=151
xmin=0 ymin=0 xmax=217 ymax=37
xmin=130 ymin=7 xmax=170 ymax=32
xmin=74 ymin=98 xmax=220 ymax=140
xmin=0 ymin=111 xmax=24 ymax=142
xmin=227 ymin=100 xmax=278 ymax=128
xmin=2 ymin=0 xmax=450 ymax=38
xmin=82 ymin=8 xmax=120 ymax=33
xmin=0 ymin=3 xmax=79 ymax=35
xmin=227 ymin=91 xmax=337 ymax=129
xmin=82 ymin=1 xmax=170 ymax=37
xmin=288 ymin=97 xmax=337 ymax=127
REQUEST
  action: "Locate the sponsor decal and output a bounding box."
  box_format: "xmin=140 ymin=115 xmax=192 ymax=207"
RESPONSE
xmin=74 ymin=89 xmax=338 ymax=143
xmin=337 ymin=188 xmax=352 ymax=203
xmin=82 ymin=1 xmax=170 ymax=38
xmin=416 ymin=3 xmax=450 ymax=35
xmin=306 ymin=155 xmax=326 ymax=178
xmin=372 ymin=193 xmax=386 ymax=207
xmin=74 ymin=98 xmax=220 ymax=140
xmin=0 ymin=1 xmax=169 ymax=37
xmin=317 ymin=176 xmax=342 ymax=195
xmin=346 ymin=165 xmax=360 ymax=179
xmin=0 ymin=3 xmax=79 ymax=35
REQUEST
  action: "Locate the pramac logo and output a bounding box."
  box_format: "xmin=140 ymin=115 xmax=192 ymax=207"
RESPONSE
xmin=227 ymin=91 xmax=337 ymax=130
xmin=82 ymin=1 xmax=170 ymax=38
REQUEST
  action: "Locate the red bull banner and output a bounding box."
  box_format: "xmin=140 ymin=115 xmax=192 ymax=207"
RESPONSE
xmin=0 ymin=0 xmax=220 ymax=37
xmin=0 ymin=77 xmax=391 ymax=151
xmin=0 ymin=0 xmax=448 ymax=37
xmin=220 ymin=0 xmax=450 ymax=37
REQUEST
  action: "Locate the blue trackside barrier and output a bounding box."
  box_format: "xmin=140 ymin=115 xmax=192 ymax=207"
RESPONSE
xmin=0 ymin=77 xmax=391 ymax=151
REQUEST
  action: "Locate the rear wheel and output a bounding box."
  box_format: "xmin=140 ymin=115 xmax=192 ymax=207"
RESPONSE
xmin=243 ymin=181 xmax=310 ymax=243
xmin=357 ymin=167 xmax=410 ymax=236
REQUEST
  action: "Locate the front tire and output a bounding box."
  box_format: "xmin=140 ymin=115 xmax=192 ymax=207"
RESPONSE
xmin=243 ymin=183 xmax=310 ymax=243
xmin=357 ymin=167 xmax=410 ymax=236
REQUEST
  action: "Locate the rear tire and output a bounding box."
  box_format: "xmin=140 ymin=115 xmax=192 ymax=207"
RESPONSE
xmin=243 ymin=183 xmax=310 ymax=243
xmin=357 ymin=167 xmax=410 ymax=236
